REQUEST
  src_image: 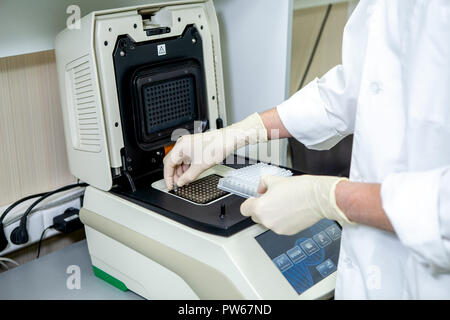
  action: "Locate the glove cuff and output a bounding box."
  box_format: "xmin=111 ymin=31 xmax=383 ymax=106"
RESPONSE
xmin=328 ymin=177 xmax=355 ymax=225
xmin=226 ymin=113 xmax=268 ymax=149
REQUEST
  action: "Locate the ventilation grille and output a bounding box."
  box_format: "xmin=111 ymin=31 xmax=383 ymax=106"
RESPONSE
xmin=143 ymin=76 xmax=196 ymax=134
xmin=67 ymin=56 xmax=101 ymax=152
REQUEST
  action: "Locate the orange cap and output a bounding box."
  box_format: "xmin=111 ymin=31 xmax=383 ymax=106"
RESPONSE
xmin=164 ymin=143 xmax=175 ymax=156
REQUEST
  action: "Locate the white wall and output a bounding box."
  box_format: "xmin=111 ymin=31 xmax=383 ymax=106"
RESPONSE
xmin=0 ymin=0 xmax=294 ymax=165
xmin=0 ymin=0 xmax=183 ymax=58
xmin=214 ymin=0 xmax=293 ymax=123
xmin=1 ymin=0 xmax=294 ymax=119
xmin=294 ymin=0 xmax=351 ymax=10
xmin=214 ymin=0 xmax=293 ymax=165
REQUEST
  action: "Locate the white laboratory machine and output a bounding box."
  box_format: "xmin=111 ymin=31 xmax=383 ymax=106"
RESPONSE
xmin=55 ymin=0 xmax=341 ymax=299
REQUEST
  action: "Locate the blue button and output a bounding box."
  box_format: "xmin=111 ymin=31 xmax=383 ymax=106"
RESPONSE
xmin=273 ymin=254 xmax=293 ymax=272
xmin=299 ymin=239 xmax=319 ymax=256
xmin=313 ymin=231 xmax=332 ymax=248
xmin=325 ymin=224 xmax=341 ymax=241
xmin=286 ymin=246 xmax=306 ymax=264
xmin=316 ymin=259 xmax=337 ymax=278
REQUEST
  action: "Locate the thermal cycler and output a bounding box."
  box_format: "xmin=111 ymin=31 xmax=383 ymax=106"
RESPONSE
xmin=55 ymin=0 xmax=341 ymax=299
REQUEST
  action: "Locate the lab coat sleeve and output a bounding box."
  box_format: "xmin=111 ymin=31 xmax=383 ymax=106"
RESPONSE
xmin=381 ymin=167 xmax=450 ymax=272
xmin=277 ymin=65 xmax=361 ymax=150
xmin=276 ymin=2 xmax=369 ymax=150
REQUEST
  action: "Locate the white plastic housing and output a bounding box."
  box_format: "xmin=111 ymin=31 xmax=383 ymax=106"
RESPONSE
xmin=55 ymin=0 xmax=227 ymax=191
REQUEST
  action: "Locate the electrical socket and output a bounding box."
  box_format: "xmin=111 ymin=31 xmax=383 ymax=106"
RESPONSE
xmin=0 ymin=197 xmax=81 ymax=256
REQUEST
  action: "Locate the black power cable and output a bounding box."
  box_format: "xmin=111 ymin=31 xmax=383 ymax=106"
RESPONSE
xmin=36 ymin=225 xmax=55 ymax=259
xmin=0 ymin=192 xmax=48 ymax=224
xmin=289 ymin=4 xmax=334 ymax=171
xmin=36 ymin=207 xmax=84 ymax=258
xmin=298 ymin=4 xmax=333 ymax=91
xmin=8 ymin=183 xmax=87 ymax=246
xmin=0 ymin=192 xmax=48 ymax=252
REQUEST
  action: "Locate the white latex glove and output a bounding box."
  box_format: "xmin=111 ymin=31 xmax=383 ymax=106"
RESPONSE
xmin=163 ymin=113 xmax=267 ymax=190
xmin=240 ymin=175 xmax=353 ymax=235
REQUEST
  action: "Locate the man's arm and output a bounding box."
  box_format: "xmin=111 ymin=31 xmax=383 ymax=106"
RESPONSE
xmin=259 ymin=109 xmax=394 ymax=232
xmin=336 ymin=181 xmax=393 ymax=232
xmin=259 ymin=108 xmax=292 ymax=139
xmin=260 ymin=109 xmax=393 ymax=232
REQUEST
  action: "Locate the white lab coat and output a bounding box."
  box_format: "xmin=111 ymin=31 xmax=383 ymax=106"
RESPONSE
xmin=277 ymin=0 xmax=450 ymax=299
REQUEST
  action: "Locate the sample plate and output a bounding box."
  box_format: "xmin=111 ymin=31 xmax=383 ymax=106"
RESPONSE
xmin=170 ymin=174 xmax=229 ymax=204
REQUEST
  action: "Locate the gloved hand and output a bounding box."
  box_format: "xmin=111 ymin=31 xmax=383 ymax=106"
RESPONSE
xmin=240 ymin=175 xmax=353 ymax=235
xmin=163 ymin=113 xmax=267 ymax=190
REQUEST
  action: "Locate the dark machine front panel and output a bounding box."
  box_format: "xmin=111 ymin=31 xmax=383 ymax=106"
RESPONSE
xmin=112 ymin=25 xmax=209 ymax=180
xmin=256 ymin=219 xmax=341 ymax=295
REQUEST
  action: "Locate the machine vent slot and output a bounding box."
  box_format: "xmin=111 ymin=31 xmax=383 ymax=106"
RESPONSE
xmin=143 ymin=76 xmax=196 ymax=134
xmin=68 ymin=56 xmax=101 ymax=152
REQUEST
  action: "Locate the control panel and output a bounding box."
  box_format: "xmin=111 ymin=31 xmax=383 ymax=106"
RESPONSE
xmin=255 ymin=219 xmax=341 ymax=295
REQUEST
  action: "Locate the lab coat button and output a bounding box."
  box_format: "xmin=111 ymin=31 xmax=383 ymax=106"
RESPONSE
xmin=344 ymin=257 xmax=353 ymax=268
xmin=370 ymin=81 xmax=382 ymax=94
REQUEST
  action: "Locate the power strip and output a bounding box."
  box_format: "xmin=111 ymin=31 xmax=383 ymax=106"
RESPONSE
xmin=0 ymin=192 xmax=82 ymax=256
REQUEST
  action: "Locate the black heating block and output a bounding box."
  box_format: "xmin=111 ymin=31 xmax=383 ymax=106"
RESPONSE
xmin=170 ymin=174 xmax=229 ymax=205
